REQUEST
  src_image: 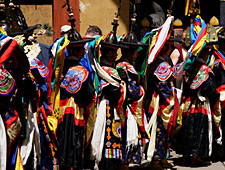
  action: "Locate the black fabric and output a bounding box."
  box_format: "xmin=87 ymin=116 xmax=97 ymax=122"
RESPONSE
xmin=57 ymin=56 xmax=95 ymax=169
xmin=101 ymin=84 xmax=121 ymax=106
xmin=201 ymin=75 xmax=220 ymax=107
xmin=165 ymin=55 xmax=174 ymax=67
xmin=61 ymin=57 xmax=95 ymax=108
xmin=144 ymin=73 xmax=155 ymax=112
xmin=172 ymin=113 xmax=209 ymax=158
xmin=172 ymin=62 xmax=219 ymax=158
xmin=99 ymin=158 xmax=121 ymax=170
xmin=214 ymin=63 xmax=225 ymax=88
xmin=38 ymin=123 xmax=53 ymax=170
xmin=83 ymin=142 xmax=95 ymax=169
xmin=62 ymin=58 xmax=80 ymax=76
xmin=57 ymin=114 xmax=84 ymax=170
xmin=60 ymin=74 xmax=95 ymax=109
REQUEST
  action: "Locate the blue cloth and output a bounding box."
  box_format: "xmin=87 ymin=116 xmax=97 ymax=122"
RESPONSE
xmin=37 ymin=43 xmax=49 ymax=67
xmin=0 ymin=33 xmax=7 ymax=40
xmin=80 ymin=43 xmax=94 ymax=83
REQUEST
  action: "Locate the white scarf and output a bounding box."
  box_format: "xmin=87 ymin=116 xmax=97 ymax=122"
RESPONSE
xmin=93 ymin=58 xmax=120 ymax=87
xmin=91 ymin=98 xmax=107 ymax=170
xmin=0 ymin=114 xmax=7 ymax=170
xmin=147 ymin=16 xmax=174 ymax=64
xmin=146 ymin=95 xmax=160 ymax=161
xmin=126 ymin=107 xmax=139 ymax=151
xmin=20 ymin=101 xmax=41 ymax=169
xmin=197 ymin=91 xmax=213 ymax=156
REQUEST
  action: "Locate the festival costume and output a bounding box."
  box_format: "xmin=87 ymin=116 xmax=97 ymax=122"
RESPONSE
xmin=97 ymin=62 xmax=125 ymax=167
xmin=116 ymin=29 xmax=148 ymax=165
xmin=0 ymin=25 xmax=46 ymax=169
xmin=212 ymin=30 xmax=225 ymax=158
xmin=91 ymin=14 xmax=126 ymax=168
xmin=136 ymin=17 xmax=181 ymax=166
xmin=116 ymin=60 xmax=145 ymax=164
xmin=2 ymin=6 xmax=55 ymax=169
xmin=0 ymin=68 xmax=20 ymax=170
xmin=6 ymin=19 xmax=56 ymax=169
xmin=48 ymin=31 xmax=95 ymax=170
xmin=172 ymin=17 xmax=221 ymax=163
xmin=173 ymin=58 xmax=221 ymax=159
xmin=145 ymin=57 xmax=181 ymax=162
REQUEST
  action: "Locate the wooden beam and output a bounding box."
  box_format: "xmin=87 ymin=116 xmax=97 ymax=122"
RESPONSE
xmin=53 ymin=0 xmax=80 ymax=40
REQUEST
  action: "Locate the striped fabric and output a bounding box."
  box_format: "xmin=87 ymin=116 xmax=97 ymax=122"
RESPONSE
xmin=105 ymin=149 xmax=122 ymax=159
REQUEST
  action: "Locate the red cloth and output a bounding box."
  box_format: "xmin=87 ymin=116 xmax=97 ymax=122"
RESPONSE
xmin=175 ymin=45 xmax=184 ymax=63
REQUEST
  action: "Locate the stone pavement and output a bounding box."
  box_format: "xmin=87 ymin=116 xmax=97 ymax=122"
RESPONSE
xmin=169 ymin=151 xmax=225 ymax=170
xmin=129 ymin=150 xmax=225 ymax=169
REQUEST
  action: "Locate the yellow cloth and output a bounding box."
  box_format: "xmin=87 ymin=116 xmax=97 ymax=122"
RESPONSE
xmin=50 ymin=35 xmax=70 ymax=115
xmin=49 ymin=35 xmax=70 ymax=134
xmin=0 ymin=27 xmax=7 ymax=35
xmin=15 ymin=147 xmax=24 ymax=170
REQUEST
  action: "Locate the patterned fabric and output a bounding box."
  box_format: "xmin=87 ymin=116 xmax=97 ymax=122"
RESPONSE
xmin=155 ymin=81 xmax=173 ymax=100
xmin=184 ymin=65 xmax=214 ymax=90
xmin=145 ymin=60 xmax=182 ymax=162
xmin=102 ymin=66 xmax=121 ymax=81
xmin=173 ymin=68 xmax=221 ymax=158
xmin=116 ymin=62 xmax=138 ymax=76
xmin=0 ymin=69 xmax=15 ymax=96
xmin=121 ymin=140 xmax=142 ymax=164
xmin=116 ymin=61 xmax=146 ymax=164
xmin=154 ymin=62 xmax=173 ymax=81
xmin=172 ymin=63 xmax=181 ymax=79
xmin=105 ymin=149 xmax=122 ymax=159
xmin=104 ymin=100 xmax=122 ymax=159
xmin=30 ymin=58 xmax=49 ymax=78
xmin=152 ymin=116 xmax=167 ymax=160
xmin=60 ymin=66 xmax=89 ymax=94
xmin=173 ymin=95 xmax=210 ymax=158
xmin=1 ymin=109 xmax=21 ymax=152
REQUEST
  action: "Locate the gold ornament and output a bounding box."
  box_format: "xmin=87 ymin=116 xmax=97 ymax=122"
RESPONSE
xmin=209 ymin=16 xmax=219 ymax=26
xmin=173 ymin=18 xmax=183 ymax=27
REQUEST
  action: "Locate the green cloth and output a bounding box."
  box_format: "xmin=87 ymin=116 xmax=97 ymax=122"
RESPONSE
xmin=135 ymin=32 xmax=154 ymax=81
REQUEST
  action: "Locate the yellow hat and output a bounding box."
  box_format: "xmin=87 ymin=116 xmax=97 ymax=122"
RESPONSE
xmin=173 ymin=18 xmax=183 ymax=27
xmin=141 ymin=17 xmax=150 ymax=28
xmin=209 ymin=16 xmax=219 ymax=26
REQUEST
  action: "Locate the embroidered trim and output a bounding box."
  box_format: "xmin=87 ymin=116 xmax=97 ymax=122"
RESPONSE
xmin=172 ymin=63 xmax=181 ymax=79
xmin=102 ymin=66 xmax=121 ymax=80
xmin=105 ymin=149 xmax=122 ymax=159
xmin=154 ymin=62 xmax=173 ymax=81
xmin=0 ymin=69 xmax=15 ymax=96
xmin=30 ymin=58 xmax=49 ymax=78
xmin=186 ymin=65 xmax=213 ymax=90
xmin=60 ymin=65 xmax=89 ymax=94
xmin=112 ymin=120 xmax=121 ymax=138
xmin=116 ymin=62 xmax=138 ymax=75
